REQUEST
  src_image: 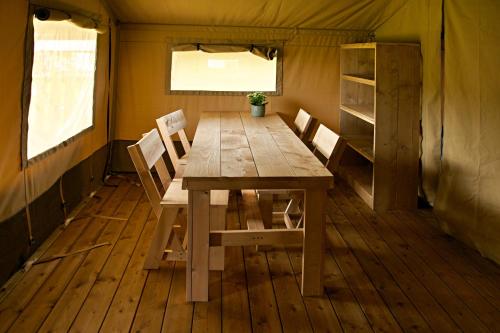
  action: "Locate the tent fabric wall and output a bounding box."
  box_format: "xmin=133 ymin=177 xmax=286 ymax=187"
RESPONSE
xmin=0 ymin=0 xmax=114 ymax=223
xmin=376 ymin=0 xmax=500 ymax=263
xmin=114 ymin=25 xmax=370 ymax=143
xmin=435 ymin=0 xmax=500 ymax=263
xmin=375 ymin=0 xmax=443 ymax=205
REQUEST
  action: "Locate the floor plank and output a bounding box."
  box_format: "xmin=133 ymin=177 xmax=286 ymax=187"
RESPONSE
xmin=332 ymin=190 xmax=463 ymax=332
xmin=239 ymin=191 xmax=282 ymax=333
xmin=162 ymin=261 xmax=193 ymax=333
xmin=7 ymin=182 xmax=132 ymax=333
xmin=322 ymin=251 xmax=374 ymax=333
xmin=99 ymin=206 xmax=157 ymax=332
xmin=1 ymin=177 xmax=499 ymax=333
xmin=328 ymin=199 xmax=433 ymax=332
xmin=401 ymin=210 xmax=500 ymax=309
xmin=325 ymin=221 xmax=404 ymax=333
xmin=338 ymin=185 xmax=492 ymax=332
xmin=192 ymin=272 xmax=222 ymax=333
xmin=287 ymin=248 xmax=345 ymax=333
xmin=131 ymin=260 xmax=174 ymax=333
xmin=0 ymin=184 xmax=116 ymax=333
xmin=267 ymin=248 xmax=313 ymax=333
xmin=382 ymin=211 xmax=500 ymax=332
xmin=221 ymin=193 xmax=252 ymax=333
xmin=69 ymin=194 xmax=152 ymax=332
xmin=38 ymin=185 xmax=142 ymax=332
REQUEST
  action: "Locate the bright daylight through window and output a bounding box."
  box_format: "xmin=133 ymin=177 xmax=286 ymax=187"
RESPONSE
xmin=170 ymin=50 xmax=277 ymax=92
xmin=27 ymin=18 xmax=97 ymax=160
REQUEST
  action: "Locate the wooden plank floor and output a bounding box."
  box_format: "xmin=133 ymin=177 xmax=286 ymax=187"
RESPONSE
xmin=0 ymin=175 xmax=499 ymax=333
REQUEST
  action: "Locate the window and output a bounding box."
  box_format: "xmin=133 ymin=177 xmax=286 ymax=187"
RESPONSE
xmin=26 ymin=18 xmax=97 ymax=160
xmin=170 ymin=50 xmax=280 ymax=93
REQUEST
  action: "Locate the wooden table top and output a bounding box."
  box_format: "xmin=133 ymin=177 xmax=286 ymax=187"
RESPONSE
xmin=182 ymin=111 xmax=333 ymax=190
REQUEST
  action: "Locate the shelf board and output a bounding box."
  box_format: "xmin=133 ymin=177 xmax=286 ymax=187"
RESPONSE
xmin=342 ymin=74 xmax=375 ymax=86
xmin=345 ymin=135 xmax=374 ymax=162
xmin=340 ymin=104 xmax=375 ymax=124
xmin=339 ymin=165 xmax=373 ymax=207
xmin=341 ymin=42 xmax=376 ymax=49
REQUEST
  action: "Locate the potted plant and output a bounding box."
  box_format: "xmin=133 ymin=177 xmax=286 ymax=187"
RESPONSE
xmin=247 ymin=92 xmax=267 ymax=117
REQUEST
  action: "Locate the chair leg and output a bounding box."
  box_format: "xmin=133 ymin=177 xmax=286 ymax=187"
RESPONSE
xmin=296 ymin=214 xmax=304 ymax=229
xmin=209 ymin=206 xmax=226 ymax=271
xmin=144 ymin=207 xmax=179 ymax=269
xmin=258 ymin=191 xmax=273 ymax=229
xmin=165 ymin=231 xmax=187 ymax=261
xmin=166 ymin=209 xmax=187 ymax=261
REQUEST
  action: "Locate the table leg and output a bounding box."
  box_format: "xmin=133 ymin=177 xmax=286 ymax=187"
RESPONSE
xmin=209 ymin=205 xmax=226 ymax=271
xmin=257 ymin=191 xmax=273 ymax=229
xmin=301 ymin=189 xmax=326 ymax=296
xmin=187 ymin=190 xmax=210 ymax=302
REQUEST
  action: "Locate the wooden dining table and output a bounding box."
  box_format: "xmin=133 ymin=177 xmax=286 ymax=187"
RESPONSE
xmin=182 ymin=111 xmax=334 ymax=302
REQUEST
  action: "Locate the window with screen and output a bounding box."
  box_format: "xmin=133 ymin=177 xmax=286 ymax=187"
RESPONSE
xmin=169 ymin=49 xmax=280 ymax=94
xmin=26 ymin=18 xmax=97 ymax=160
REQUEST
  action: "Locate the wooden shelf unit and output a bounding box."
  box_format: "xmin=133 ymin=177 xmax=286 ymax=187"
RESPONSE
xmin=341 ymin=74 xmax=375 ymax=86
xmin=340 ymin=104 xmax=374 ymax=124
xmin=339 ymin=42 xmax=421 ymax=211
xmin=344 ymin=135 xmax=374 ymax=162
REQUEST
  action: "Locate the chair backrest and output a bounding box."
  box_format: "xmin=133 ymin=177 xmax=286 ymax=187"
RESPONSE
xmin=293 ymin=108 xmax=313 ymax=140
xmin=156 ymin=109 xmax=191 ymax=172
xmin=311 ymin=124 xmax=346 ymax=171
xmin=128 ymin=129 xmax=172 ymax=219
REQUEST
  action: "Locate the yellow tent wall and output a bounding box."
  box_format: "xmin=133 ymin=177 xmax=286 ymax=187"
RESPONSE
xmin=112 ymin=26 xmax=369 ymax=145
xmin=376 ymin=0 xmax=500 ymax=263
xmin=0 ymin=0 xmax=116 ymax=284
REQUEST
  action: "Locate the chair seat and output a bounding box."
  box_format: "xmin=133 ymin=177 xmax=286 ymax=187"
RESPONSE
xmin=179 ymin=154 xmax=189 ymax=164
xmin=161 ymin=179 xmax=228 ymax=207
xmin=258 ymin=189 xmax=291 ymax=195
xmin=161 ymin=179 xmax=187 ymax=207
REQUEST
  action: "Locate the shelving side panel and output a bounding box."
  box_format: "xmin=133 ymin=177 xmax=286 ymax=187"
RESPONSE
xmin=373 ymin=44 xmax=420 ymax=211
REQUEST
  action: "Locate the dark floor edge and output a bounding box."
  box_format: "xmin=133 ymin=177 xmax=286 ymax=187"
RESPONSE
xmin=0 ymin=144 xmax=109 ymax=286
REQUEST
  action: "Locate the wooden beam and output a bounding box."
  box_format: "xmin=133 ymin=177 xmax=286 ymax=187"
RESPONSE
xmin=209 ymin=229 xmax=303 ymax=247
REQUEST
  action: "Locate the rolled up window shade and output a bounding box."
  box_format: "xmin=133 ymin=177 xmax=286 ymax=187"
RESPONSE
xmin=34 ymin=7 xmax=107 ymax=34
xmin=171 ymin=43 xmax=278 ymax=60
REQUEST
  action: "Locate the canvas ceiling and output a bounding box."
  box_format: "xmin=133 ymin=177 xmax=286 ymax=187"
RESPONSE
xmin=105 ymin=0 xmax=409 ymax=30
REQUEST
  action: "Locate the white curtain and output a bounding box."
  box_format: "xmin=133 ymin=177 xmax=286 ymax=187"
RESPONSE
xmin=28 ymin=18 xmax=97 ymax=160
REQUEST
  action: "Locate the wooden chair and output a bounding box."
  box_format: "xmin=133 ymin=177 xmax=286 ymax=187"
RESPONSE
xmin=128 ymin=129 xmax=228 ymax=270
xmin=259 ymin=124 xmax=346 ymax=229
xmin=257 ymin=108 xmax=313 ymax=228
xmin=293 ymin=108 xmax=313 ymax=141
xmin=156 ymin=109 xmax=191 ymax=177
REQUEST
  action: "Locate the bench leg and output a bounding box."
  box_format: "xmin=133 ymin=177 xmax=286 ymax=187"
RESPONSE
xmin=209 ymin=206 xmax=226 ymax=271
